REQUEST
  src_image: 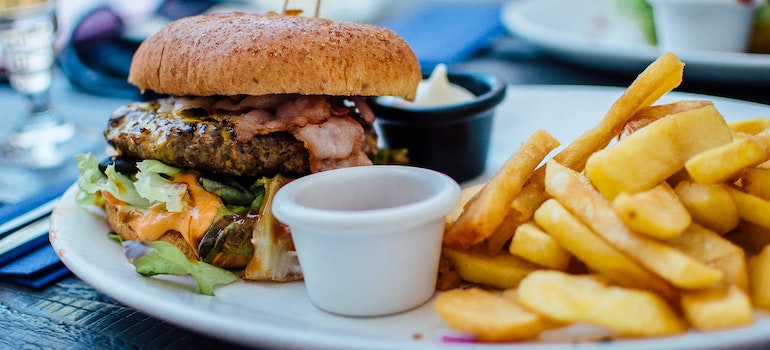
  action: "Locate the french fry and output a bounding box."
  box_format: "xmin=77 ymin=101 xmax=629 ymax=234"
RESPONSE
xmin=673 ymin=181 xmax=740 ymax=235
xmin=685 ymin=131 xmax=770 ymax=185
xmin=726 ymin=185 xmax=770 ymax=229
xmin=620 ymin=100 xmax=714 ymax=138
xmin=669 ymin=223 xmax=748 ymax=291
xmin=728 ymin=117 xmax=770 ymax=135
xmin=545 ymin=160 xmax=724 ymax=289
xmin=681 ymin=284 xmax=753 ymax=331
xmin=517 ymin=270 xmax=687 ymax=337
xmin=741 ymin=167 xmax=770 ymax=200
xmin=485 ymin=210 xmax=522 ymax=254
xmin=749 ymin=245 xmax=770 ymax=310
xmin=442 ymin=247 xmax=540 ymax=290
xmin=611 ymin=183 xmax=691 ymax=240
xmin=436 ymin=52 xmax=770 ymax=343
xmin=534 ymin=199 xmax=678 ymax=302
xmin=508 ymin=222 xmax=571 ymax=270
xmin=552 ymin=52 xmax=685 ymax=172
xmin=731 ymin=131 xmax=753 ymax=140
xmin=510 ymin=179 xmax=548 ymax=222
xmin=433 ymin=288 xmax=560 ymax=342
xmin=509 ymin=52 xmax=686 ymax=222
xmin=584 ymin=105 xmax=733 ymax=199
xmin=444 ymin=130 xmax=559 ymax=249
xmin=445 ymin=183 xmax=485 ymax=229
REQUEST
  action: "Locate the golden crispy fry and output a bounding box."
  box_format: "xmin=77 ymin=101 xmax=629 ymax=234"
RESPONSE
xmin=620 ymin=100 xmax=714 ymax=138
xmin=553 ymin=52 xmax=685 ymax=172
xmin=669 ymin=223 xmax=748 ymax=291
xmin=517 ymin=270 xmax=687 ymax=337
xmin=681 ymin=284 xmax=753 ymax=331
xmin=436 ymin=52 xmax=770 ymax=343
xmin=534 ymin=199 xmax=678 ymax=302
xmin=507 ymin=53 xmax=686 ymax=223
xmin=545 ymin=160 xmax=724 ymax=289
xmin=508 ymin=222 xmax=571 ymax=270
xmin=749 ymin=245 xmax=770 ymax=310
xmin=434 ymin=288 xmax=560 ymax=342
xmin=585 ymin=105 xmax=733 ymax=199
xmin=510 ymin=179 xmax=549 ymax=222
xmin=673 ymin=181 xmax=740 ymax=234
xmin=685 ymin=131 xmax=770 ymax=184
xmin=728 ymin=117 xmax=770 ymax=135
xmin=444 ymin=130 xmax=559 ymax=249
xmin=611 ymin=183 xmax=691 ymax=240
xmin=741 ymin=167 xmax=770 ymax=200
xmin=442 ymin=247 xmax=540 ymax=290
xmin=485 ymin=210 xmax=522 ymax=254
xmin=445 ymin=183 xmax=485 ymax=229
xmin=726 ymin=185 xmax=770 ymax=229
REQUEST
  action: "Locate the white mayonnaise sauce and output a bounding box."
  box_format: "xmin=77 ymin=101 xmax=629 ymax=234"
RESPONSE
xmin=378 ymin=64 xmax=475 ymax=108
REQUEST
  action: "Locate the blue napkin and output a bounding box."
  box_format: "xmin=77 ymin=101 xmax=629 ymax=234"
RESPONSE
xmin=0 ymin=180 xmax=75 ymax=289
xmin=0 ymin=243 xmax=71 ymax=289
xmin=376 ymin=1 xmax=505 ymax=71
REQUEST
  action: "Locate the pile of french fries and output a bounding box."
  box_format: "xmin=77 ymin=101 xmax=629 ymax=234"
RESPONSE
xmin=434 ymin=52 xmax=770 ymax=342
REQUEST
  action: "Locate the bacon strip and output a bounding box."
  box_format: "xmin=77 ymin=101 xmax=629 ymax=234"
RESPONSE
xmin=293 ymin=116 xmax=372 ymax=172
xmin=353 ymin=97 xmax=376 ymax=123
xmin=224 ymin=95 xmax=331 ymax=142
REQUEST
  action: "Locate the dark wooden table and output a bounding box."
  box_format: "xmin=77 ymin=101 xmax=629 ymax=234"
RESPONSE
xmin=0 ymin=278 xmax=251 ymax=349
xmin=3 ymin=7 xmax=770 ymax=350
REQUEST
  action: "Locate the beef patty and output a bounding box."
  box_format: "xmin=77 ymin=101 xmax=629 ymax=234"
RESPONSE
xmin=105 ymin=97 xmax=377 ymax=177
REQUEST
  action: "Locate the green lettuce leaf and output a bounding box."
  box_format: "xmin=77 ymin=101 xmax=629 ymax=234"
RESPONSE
xmin=123 ymin=240 xmax=238 ymax=295
xmin=104 ymin=165 xmax=151 ymax=207
xmin=75 ymin=153 xmax=107 ymax=206
xmin=134 ymin=159 xmax=186 ymax=212
xmin=75 ymin=153 xmax=149 ymax=207
xmin=75 ymin=154 xmax=190 ymax=211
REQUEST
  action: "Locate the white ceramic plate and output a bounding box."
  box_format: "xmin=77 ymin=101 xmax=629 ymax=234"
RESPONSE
xmin=50 ymin=86 xmax=770 ymax=350
xmin=501 ymin=0 xmax=770 ymax=84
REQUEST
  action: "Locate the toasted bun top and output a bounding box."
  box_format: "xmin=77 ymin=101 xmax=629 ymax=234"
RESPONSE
xmin=128 ymin=12 xmax=421 ymax=99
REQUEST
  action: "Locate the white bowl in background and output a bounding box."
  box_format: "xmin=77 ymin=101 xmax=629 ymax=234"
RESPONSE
xmin=647 ymin=0 xmax=762 ymax=52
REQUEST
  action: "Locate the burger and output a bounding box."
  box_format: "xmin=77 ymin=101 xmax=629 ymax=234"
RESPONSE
xmin=76 ymin=12 xmax=421 ymax=283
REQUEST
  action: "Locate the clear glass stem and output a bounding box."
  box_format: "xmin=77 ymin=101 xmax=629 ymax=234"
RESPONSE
xmin=28 ymin=89 xmax=51 ymax=115
xmin=16 ymin=88 xmax=64 ymax=134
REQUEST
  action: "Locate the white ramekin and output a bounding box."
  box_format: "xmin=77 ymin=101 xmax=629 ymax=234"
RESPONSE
xmin=271 ymin=165 xmax=461 ymax=317
xmin=647 ymin=0 xmax=762 ymax=52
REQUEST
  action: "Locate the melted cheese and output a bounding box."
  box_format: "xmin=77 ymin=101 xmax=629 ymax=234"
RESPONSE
xmin=124 ymin=173 xmax=223 ymax=252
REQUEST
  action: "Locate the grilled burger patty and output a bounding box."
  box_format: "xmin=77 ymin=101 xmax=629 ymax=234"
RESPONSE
xmin=105 ymin=95 xmax=378 ymax=177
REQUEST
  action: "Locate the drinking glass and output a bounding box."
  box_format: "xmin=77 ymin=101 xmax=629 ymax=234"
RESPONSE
xmin=0 ymin=0 xmax=97 ymax=169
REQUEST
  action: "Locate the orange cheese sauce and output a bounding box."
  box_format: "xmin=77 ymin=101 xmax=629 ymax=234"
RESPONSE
xmin=106 ymin=172 xmax=224 ymax=253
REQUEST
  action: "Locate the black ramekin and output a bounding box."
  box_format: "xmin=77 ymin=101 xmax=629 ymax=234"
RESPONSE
xmin=370 ymin=71 xmax=507 ymax=182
